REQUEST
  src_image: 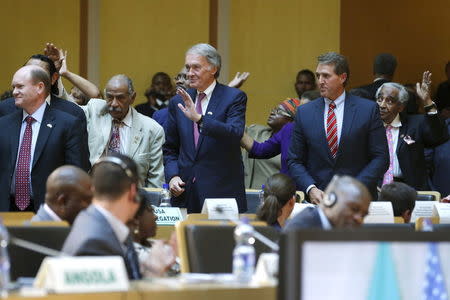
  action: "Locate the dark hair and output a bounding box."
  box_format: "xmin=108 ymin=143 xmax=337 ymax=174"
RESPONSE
xmin=30 ymin=67 xmax=51 ymax=93
xmin=28 ymin=54 xmax=59 ymax=95
xmin=317 ymin=52 xmax=350 ymax=85
xmin=373 ymin=53 xmax=397 ymax=76
xmin=91 ymin=153 xmax=139 ymax=200
xmin=256 ymin=174 xmax=296 ymax=225
xmin=378 ymin=182 xmax=416 ymax=216
xmin=296 ymin=69 xmax=316 ymax=83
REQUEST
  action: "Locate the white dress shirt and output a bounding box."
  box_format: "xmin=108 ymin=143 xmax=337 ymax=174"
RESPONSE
xmin=323 ymin=91 xmax=346 ymax=144
xmin=384 ymin=113 xmax=403 ymax=178
xmin=196 ymin=80 xmax=217 ymax=114
xmin=43 ymin=203 xmax=62 ymax=221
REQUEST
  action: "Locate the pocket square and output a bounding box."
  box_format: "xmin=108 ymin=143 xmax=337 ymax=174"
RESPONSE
xmin=402 ymin=135 xmax=415 ymax=145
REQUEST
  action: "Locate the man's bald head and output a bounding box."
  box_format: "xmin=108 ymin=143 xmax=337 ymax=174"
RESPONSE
xmin=45 ymin=166 xmax=93 ymax=224
xmin=321 ymin=175 xmax=371 ymax=228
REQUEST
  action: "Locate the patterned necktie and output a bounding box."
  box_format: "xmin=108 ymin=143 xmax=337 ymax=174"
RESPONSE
xmin=15 ymin=116 xmax=35 ymax=210
xmin=124 ymin=236 xmax=142 ymax=280
xmin=193 ymin=92 xmax=206 ymax=147
xmin=326 ymin=101 xmax=338 ymax=158
xmin=382 ymin=125 xmax=395 ymax=185
xmin=108 ymin=119 xmax=123 ymax=154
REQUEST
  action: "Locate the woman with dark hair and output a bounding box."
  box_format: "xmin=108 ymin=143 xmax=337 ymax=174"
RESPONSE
xmin=256 ymin=173 xmax=296 ymax=230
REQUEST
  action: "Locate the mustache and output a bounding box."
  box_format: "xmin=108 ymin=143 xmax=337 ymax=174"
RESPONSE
xmin=108 ymin=106 xmax=123 ymax=113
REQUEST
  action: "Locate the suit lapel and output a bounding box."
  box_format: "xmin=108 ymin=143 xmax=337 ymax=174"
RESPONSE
xmin=9 ymin=110 xmax=23 ymax=170
xmin=32 ymin=105 xmax=55 ymax=169
xmin=315 ymin=98 xmax=334 ymax=165
xmin=100 ymin=107 xmax=113 ymax=151
xmin=396 ymin=115 xmax=408 ymax=154
xmin=337 ymin=94 xmax=356 ymax=160
xmin=195 ymin=84 xmax=221 ymax=153
xmin=128 ymin=109 xmax=143 ymax=158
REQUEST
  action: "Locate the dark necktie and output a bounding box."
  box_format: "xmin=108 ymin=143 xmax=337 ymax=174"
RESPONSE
xmin=124 ymin=236 xmax=142 ymax=280
xmin=326 ymin=101 xmax=338 ymax=158
xmin=108 ymin=119 xmax=123 ymax=154
xmin=15 ymin=116 xmax=35 ymax=210
xmin=193 ymin=92 xmax=206 ymax=147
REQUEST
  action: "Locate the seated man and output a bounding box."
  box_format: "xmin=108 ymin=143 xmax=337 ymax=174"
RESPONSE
xmin=62 ymin=153 xmax=142 ymax=280
xmin=284 ymin=175 xmax=371 ymax=230
xmin=378 ymin=182 xmax=416 ymax=223
xmin=31 ymin=166 xmax=92 ymax=224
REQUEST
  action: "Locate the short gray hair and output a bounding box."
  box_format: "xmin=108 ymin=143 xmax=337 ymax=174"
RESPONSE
xmin=317 ymin=52 xmax=350 ymax=85
xmin=186 ymin=43 xmax=221 ymax=78
xmin=105 ymin=74 xmax=135 ymax=95
xmin=376 ymin=82 xmax=409 ymax=105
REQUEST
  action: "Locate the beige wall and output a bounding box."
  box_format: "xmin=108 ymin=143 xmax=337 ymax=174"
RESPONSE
xmin=229 ymin=0 xmax=340 ymax=125
xmin=341 ymin=0 xmax=450 ymax=91
xmin=99 ymin=0 xmax=209 ymax=104
xmin=0 ymin=0 xmax=80 ymax=93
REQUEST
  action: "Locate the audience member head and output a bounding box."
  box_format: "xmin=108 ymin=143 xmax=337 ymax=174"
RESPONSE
xmin=174 ymin=67 xmax=190 ymax=90
xmin=349 ymin=88 xmax=371 ymax=99
xmin=45 ymin=166 xmax=93 ymax=224
xmin=91 ymin=153 xmax=141 ymax=222
xmin=299 ymin=90 xmax=320 ymax=105
xmin=267 ymin=98 xmax=301 ymax=132
xmin=104 ymin=74 xmax=136 ymax=121
xmin=373 ymin=53 xmax=397 ymax=80
xmin=320 ymin=175 xmax=371 ymax=228
xmin=26 ymin=54 xmax=59 ymax=95
xmin=256 ymin=173 xmax=296 ymax=227
xmin=70 ymin=86 xmax=90 ymax=105
xmin=12 ymin=65 xmax=51 ymax=114
xmin=295 ymin=69 xmax=317 ymax=98
xmin=316 ymin=52 xmax=349 ymax=100
xmin=375 ymin=82 xmax=408 ymax=124
xmin=185 ymin=43 xmax=221 ymax=91
xmin=379 ymin=182 xmax=416 ymax=223
xmin=0 ymin=90 xmax=13 ymax=100
xmin=144 ymin=72 xmax=175 ymax=103
xmin=128 ymin=197 xmax=157 ymax=247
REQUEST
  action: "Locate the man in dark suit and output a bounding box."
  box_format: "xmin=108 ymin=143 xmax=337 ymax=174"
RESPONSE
xmin=0 ymin=65 xmax=88 ymax=212
xmin=0 ymin=54 xmax=90 ymax=170
xmin=288 ymin=52 xmax=389 ymax=204
xmin=357 ymin=53 xmax=397 ymax=101
xmin=376 ymin=75 xmax=448 ymax=190
xmin=164 ymin=43 xmax=247 ymax=213
xmin=427 ymin=119 xmax=450 ymax=196
xmin=284 ymin=175 xmax=371 ymax=231
xmin=62 ymin=153 xmax=142 ymax=280
xmin=31 ymin=165 xmax=92 ymax=224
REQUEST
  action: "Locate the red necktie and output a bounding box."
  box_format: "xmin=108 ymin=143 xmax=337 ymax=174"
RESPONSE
xmin=108 ymin=119 xmax=122 ymax=153
xmin=326 ymin=102 xmax=338 ymax=158
xmin=15 ymin=116 xmax=35 ymax=210
xmin=193 ymin=92 xmax=206 ymax=147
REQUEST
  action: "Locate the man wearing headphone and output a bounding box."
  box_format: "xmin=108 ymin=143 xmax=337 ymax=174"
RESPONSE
xmin=62 ymin=153 xmax=142 ymax=280
xmin=284 ymin=175 xmax=371 ymax=231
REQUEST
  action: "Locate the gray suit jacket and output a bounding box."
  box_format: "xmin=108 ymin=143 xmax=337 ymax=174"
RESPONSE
xmin=31 ymin=206 xmax=55 ymax=222
xmin=82 ymin=99 xmax=165 ymax=187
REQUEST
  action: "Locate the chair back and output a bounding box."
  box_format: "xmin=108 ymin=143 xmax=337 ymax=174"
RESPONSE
xmin=417 ymin=191 xmax=441 ymax=202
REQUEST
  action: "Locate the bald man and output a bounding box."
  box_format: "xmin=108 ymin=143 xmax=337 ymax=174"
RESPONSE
xmin=31 ymin=166 xmax=92 ymax=224
xmin=0 ymin=65 xmax=87 ymax=212
xmin=284 ymin=175 xmax=371 ymax=230
xmin=80 ymin=74 xmax=164 ymax=187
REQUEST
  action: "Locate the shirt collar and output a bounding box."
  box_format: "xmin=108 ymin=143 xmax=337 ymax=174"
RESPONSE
xmin=198 ymin=80 xmax=217 ymax=99
xmin=45 ymin=94 xmax=51 ymax=105
xmin=325 ymin=91 xmax=346 ymax=107
xmin=317 ymin=206 xmax=333 ymax=230
xmin=93 ymin=203 xmax=130 ymax=244
xmin=22 ymin=99 xmax=47 ymax=123
xmin=384 ymin=113 xmax=402 ymax=128
xmin=120 ymin=107 xmax=133 ymax=128
xmin=43 ymin=203 xmax=62 ymax=221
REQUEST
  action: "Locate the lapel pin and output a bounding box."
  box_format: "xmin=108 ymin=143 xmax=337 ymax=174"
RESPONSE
xmin=207 ymin=111 xmax=213 ymax=115
xmin=47 ymin=123 xmax=52 ymax=128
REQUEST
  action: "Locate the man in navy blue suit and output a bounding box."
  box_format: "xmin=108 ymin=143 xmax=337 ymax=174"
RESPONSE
xmin=164 ymin=43 xmax=247 ymax=213
xmin=0 ymin=65 xmax=87 ymax=211
xmin=288 ymin=52 xmax=389 ymax=204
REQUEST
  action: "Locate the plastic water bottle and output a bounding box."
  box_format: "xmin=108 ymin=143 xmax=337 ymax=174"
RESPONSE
xmin=159 ymin=183 xmax=172 ymax=207
xmin=0 ymin=219 xmax=10 ymax=298
xmin=259 ymin=184 xmax=265 ymax=204
xmin=232 ymin=218 xmax=255 ymax=284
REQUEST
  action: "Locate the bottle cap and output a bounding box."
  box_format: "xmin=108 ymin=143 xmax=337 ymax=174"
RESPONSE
xmin=162 ymin=183 xmax=169 ymax=189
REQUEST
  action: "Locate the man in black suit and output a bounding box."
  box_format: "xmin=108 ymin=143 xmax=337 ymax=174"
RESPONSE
xmin=284 ymin=175 xmax=371 ymax=231
xmin=376 ymin=73 xmax=448 ymax=190
xmin=0 ymin=65 xmax=88 ymax=212
xmin=357 ymin=53 xmax=397 ymax=101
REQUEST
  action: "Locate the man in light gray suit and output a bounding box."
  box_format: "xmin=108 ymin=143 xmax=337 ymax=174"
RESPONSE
xmin=32 ymin=165 xmax=92 ymax=224
xmin=81 ymin=75 xmax=164 ymax=187
xmin=62 ymin=153 xmax=142 ymax=280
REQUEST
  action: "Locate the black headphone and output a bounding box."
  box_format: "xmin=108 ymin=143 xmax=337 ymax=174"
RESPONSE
xmin=323 ymin=192 xmax=338 ymax=207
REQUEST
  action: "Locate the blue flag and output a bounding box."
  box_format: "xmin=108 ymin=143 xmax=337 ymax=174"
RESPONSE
xmin=423 ymin=243 xmax=448 ymax=300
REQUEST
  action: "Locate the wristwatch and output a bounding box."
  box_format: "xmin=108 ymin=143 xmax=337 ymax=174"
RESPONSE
xmin=424 ymin=102 xmax=437 ymax=113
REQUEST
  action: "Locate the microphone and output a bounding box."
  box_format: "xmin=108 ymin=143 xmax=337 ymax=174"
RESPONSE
xmin=10 ymin=236 xmax=66 ymax=257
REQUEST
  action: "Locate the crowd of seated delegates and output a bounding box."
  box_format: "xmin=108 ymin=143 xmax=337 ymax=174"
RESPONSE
xmin=378 ymin=182 xmax=416 ymax=223
xmin=256 ymin=173 xmax=296 ymax=231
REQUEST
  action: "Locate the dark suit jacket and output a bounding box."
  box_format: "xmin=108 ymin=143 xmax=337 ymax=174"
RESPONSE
xmin=284 ymin=207 xmax=323 ymax=231
xmin=288 ymin=94 xmax=389 ymax=196
xmin=0 ymin=105 xmax=88 ymax=211
xmin=357 ymin=79 xmax=389 ymax=101
xmin=163 ymin=83 xmax=247 ymax=213
xmin=428 ymin=120 xmax=450 ymax=196
xmin=62 ymin=205 xmax=138 ymax=279
xmin=398 ymin=114 xmax=448 ymax=190
xmin=0 ymin=95 xmax=90 ymax=170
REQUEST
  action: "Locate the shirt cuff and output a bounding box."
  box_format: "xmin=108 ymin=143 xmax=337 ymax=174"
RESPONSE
xmin=306 ymin=184 xmax=316 ymax=195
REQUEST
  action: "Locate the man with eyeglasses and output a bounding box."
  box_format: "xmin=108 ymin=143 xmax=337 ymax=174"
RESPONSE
xmin=79 ymin=74 xmax=165 ymax=188
xmin=375 ymin=72 xmax=448 ymax=190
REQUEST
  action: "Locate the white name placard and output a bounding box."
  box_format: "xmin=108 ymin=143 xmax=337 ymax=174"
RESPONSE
xmin=432 ymin=203 xmax=450 ymax=223
xmin=289 ymin=203 xmax=315 ymax=219
xmin=363 ymin=202 xmax=394 ymax=223
xmin=201 ymin=198 xmax=239 ymax=220
xmin=410 ymin=201 xmax=436 ymax=223
xmin=34 ymin=256 xmax=129 ymax=293
xmin=154 ymin=207 xmax=184 ymax=225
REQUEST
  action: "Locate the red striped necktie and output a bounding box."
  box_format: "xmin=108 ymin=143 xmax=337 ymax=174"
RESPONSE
xmin=326 ymin=101 xmax=338 ymax=159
